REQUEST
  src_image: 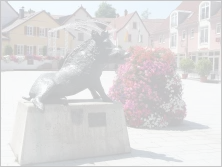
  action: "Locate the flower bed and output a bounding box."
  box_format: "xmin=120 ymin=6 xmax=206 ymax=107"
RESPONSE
xmin=109 ymin=47 xmax=186 ymax=128
xmin=1 ymin=55 xmax=63 ymax=63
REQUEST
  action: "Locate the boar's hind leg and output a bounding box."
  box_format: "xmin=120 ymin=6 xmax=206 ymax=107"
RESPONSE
xmin=32 ymin=79 xmax=56 ymax=111
xmin=88 ymin=88 xmax=100 ymax=99
xmin=92 ymin=79 xmax=112 ymax=102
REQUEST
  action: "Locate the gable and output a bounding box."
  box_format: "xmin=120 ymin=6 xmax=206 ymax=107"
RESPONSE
xmin=63 ymin=7 xmax=92 ymax=24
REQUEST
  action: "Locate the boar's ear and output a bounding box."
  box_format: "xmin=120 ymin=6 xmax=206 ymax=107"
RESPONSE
xmin=91 ymin=30 xmax=100 ymax=40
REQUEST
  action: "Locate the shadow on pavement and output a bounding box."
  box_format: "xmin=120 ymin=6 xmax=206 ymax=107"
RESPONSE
xmin=162 ymin=120 xmax=209 ymax=131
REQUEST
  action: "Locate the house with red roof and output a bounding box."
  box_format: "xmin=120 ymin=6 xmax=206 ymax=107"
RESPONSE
xmin=107 ymin=10 xmax=150 ymax=50
xmin=52 ymin=5 xmax=95 ymax=47
xmin=152 ymin=1 xmax=221 ymax=79
xmin=142 ymin=19 xmax=164 ymax=47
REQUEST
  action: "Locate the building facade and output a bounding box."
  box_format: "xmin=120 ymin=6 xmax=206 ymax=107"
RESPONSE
xmin=2 ymin=9 xmax=74 ymax=56
xmin=53 ymin=6 xmax=96 ymax=48
xmin=152 ymin=1 xmax=221 ymax=79
xmin=108 ymin=10 xmax=150 ymax=50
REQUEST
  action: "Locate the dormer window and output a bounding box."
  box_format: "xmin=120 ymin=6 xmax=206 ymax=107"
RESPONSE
xmin=200 ymin=2 xmax=209 ymax=20
xmin=171 ymin=12 xmax=177 ymax=27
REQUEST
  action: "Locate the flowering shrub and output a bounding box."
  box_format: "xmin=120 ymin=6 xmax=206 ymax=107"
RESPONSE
xmin=109 ymin=47 xmax=186 ymax=128
xmin=1 ymin=55 xmax=63 ymax=63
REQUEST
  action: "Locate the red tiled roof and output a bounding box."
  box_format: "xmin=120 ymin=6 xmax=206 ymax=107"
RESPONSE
xmin=143 ymin=19 xmax=164 ymax=34
xmin=155 ymin=1 xmax=221 ymax=33
xmin=154 ymin=1 xmax=201 ymax=33
xmin=108 ymin=12 xmax=135 ymax=32
xmin=2 ymin=11 xmax=43 ymax=33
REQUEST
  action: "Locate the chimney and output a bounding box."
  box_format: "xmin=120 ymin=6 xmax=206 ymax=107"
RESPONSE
xmin=19 ymin=7 xmax=24 ymax=19
xmin=124 ymin=9 xmax=128 ymax=16
xmin=116 ymin=13 xmax=119 ymax=18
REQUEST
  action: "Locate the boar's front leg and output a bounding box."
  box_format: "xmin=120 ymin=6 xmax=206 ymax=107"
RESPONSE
xmin=88 ymin=87 xmax=100 ymax=99
xmin=91 ymin=78 xmax=112 ymax=102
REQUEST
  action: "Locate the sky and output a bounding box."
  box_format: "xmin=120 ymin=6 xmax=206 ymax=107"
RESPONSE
xmin=8 ymin=1 xmax=182 ymax=19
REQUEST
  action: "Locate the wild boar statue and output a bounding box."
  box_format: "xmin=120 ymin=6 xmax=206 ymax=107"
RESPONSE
xmin=22 ymin=30 xmax=128 ymax=110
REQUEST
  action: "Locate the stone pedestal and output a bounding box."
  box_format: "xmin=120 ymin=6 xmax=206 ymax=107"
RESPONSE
xmin=10 ymin=99 xmax=131 ymax=165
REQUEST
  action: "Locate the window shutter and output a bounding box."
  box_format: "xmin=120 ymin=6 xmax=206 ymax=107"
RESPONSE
xmin=33 ymin=27 xmax=36 ymax=36
xmin=24 ymin=45 xmax=27 ymax=56
xmin=36 ymin=27 xmax=39 ymax=36
xmin=24 ymin=26 xmax=27 ymax=35
xmin=45 ymin=28 xmax=48 ymax=37
xmin=57 ymin=30 xmax=60 ymax=38
xmin=14 ymin=45 xmax=17 ymax=55
xmin=33 ymin=46 xmax=36 ymax=55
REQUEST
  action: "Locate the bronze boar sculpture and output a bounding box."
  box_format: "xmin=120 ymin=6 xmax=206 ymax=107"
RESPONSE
xmin=22 ymin=30 xmax=128 ymax=110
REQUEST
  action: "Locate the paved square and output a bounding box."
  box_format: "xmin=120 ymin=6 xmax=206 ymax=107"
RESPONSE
xmin=1 ymin=71 xmax=221 ymax=166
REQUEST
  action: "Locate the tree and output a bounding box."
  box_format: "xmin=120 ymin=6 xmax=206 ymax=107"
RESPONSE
xmin=25 ymin=8 xmax=35 ymax=14
xmin=4 ymin=45 xmax=13 ymax=55
xmin=141 ymin=8 xmax=151 ymax=19
xmin=95 ymin=2 xmax=116 ymax=18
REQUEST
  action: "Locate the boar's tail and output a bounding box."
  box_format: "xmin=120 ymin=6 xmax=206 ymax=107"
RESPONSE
xmin=22 ymin=96 xmax=32 ymax=101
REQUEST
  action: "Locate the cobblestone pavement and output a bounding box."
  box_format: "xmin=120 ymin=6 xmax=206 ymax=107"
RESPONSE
xmin=1 ymin=71 xmax=221 ymax=166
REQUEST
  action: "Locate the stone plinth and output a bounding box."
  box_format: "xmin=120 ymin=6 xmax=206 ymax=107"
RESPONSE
xmin=10 ymin=99 xmax=131 ymax=165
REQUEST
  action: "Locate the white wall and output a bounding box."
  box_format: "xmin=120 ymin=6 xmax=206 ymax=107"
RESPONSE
xmin=64 ymin=8 xmax=95 ymax=47
xmin=1 ymin=60 xmax=53 ymax=70
xmin=117 ymin=13 xmax=149 ymax=50
xmin=1 ymin=1 xmax=18 ymax=28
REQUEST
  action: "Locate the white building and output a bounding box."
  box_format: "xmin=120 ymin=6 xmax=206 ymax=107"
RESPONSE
xmin=53 ymin=6 xmax=96 ymax=48
xmin=107 ymin=10 xmax=150 ymax=50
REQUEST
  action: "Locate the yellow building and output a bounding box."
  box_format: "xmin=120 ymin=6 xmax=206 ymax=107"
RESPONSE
xmin=2 ymin=9 xmax=74 ymax=57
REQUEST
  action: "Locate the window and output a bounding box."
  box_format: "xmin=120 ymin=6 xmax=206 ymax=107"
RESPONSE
xmin=59 ymin=48 xmax=65 ymax=56
xmin=159 ymin=35 xmax=162 ymax=43
xmin=27 ymin=46 xmax=33 ymax=55
xmin=170 ymin=33 xmax=177 ymax=48
xmin=200 ymin=27 xmax=208 ymax=44
xmin=38 ymin=46 xmax=43 ymax=55
xmin=133 ymin=22 xmax=137 ymax=29
xmin=138 ymin=34 xmax=143 ymax=43
xmin=190 ymin=29 xmax=194 ymax=38
xmin=182 ymin=31 xmax=186 ymax=40
xmin=128 ymin=34 xmax=131 ymax=42
xmin=200 ymin=2 xmax=209 ymax=20
xmin=171 ymin=12 xmax=177 ymax=27
xmin=39 ymin=28 xmax=45 ymax=37
xmin=216 ymin=24 xmax=221 ymax=34
xmin=162 ymin=35 xmax=165 ymax=43
xmin=26 ymin=26 xmax=33 ymax=35
xmin=78 ymin=33 xmax=84 ymax=41
xmin=17 ymin=45 xmax=24 ymax=55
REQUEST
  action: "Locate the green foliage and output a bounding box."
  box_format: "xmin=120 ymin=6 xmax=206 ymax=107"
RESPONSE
xmin=196 ymin=59 xmax=212 ymax=77
xmin=95 ymin=2 xmax=116 ymax=18
xmin=141 ymin=8 xmax=151 ymax=19
xmin=4 ymin=45 xmax=13 ymax=55
xmin=180 ymin=58 xmax=195 ymax=73
xmin=28 ymin=8 xmax=35 ymax=14
xmin=42 ymin=46 xmax=47 ymax=56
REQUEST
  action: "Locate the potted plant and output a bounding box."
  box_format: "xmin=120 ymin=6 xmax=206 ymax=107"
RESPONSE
xmin=196 ymin=59 xmax=212 ymax=82
xmin=180 ymin=58 xmax=195 ymax=79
